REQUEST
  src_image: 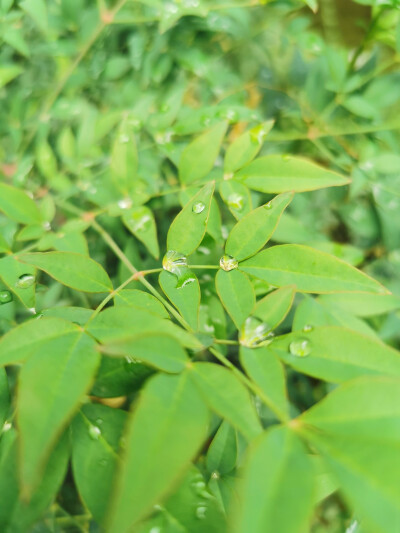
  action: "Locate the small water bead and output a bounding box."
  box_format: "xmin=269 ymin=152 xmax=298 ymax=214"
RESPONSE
xmin=2 ymin=421 xmax=12 ymax=433
xmin=0 ymin=290 xmax=13 ymax=305
xmin=250 ymin=124 xmax=268 ymax=145
xmin=192 ymin=201 xmax=205 ymax=214
xmin=302 ymin=324 xmax=313 ymax=332
xmin=119 ymin=134 xmax=130 ymax=144
xmin=227 ymin=193 xmax=244 ymax=211
xmin=219 ymin=255 xmax=238 ymax=272
xmin=95 ymin=418 xmax=104 ymax=426
xmin=211 ymin=471 xmax=220 ymax=480
xmin=289 ymin=337 xmax=312 ymax=357
xmin=176 ymin=269 xmax=196 ymax=289
xmin=163 ymin=250 xmax=188 ymax=274
xmin=218 ymin=108 xmax=238 ymax=123
xmin=149 ymin=528 xmax=161 ymax=533
xmin=264 ymin=201 xmax=273 ymax=210
xmin=16 ymin=274 xmax=35 ymax=289
xmin=118 ymin=198 xmax=132 ymax=209
xmin=195 ymin=505 xmax=207 ymax=520
xmin=239 ymin=317 xmax=271 ymax=347
xmin=89 ymin=425 xmax=101 ymax=440
xmin=130 ymin=209 xmax=152 ymax=232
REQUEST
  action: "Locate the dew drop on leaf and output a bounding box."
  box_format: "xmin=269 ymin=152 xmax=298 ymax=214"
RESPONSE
xmin=219 ymin=255 xmax=238 ymax=271
xmin=250 ymin=124 xmax=268 ymax=145
xmin=0 ymin=290 xmax=13 ymax=304
xmin=176 ymin=269 xmax=196 ymax=289
xmin=192 ymin=201 xmax=205 ymax=214
xmin=227 ymin=193 xmax=244 ymax=211
xmin=15 ymin=273 xmax=35 ymax=289
xmin=289 ymin=337 xmax=312 ymax=357
xmin=162 ymin=250 xmax=188 ymax=274
xmin=239 ymin=317 xmax=271 ymax=347
xmin=303 ymin=324 xmax=313 ymax=332
xmin=196 ymin=505 xmax=207 ymax=520
xmin=88 ymin=425 xmax=101 ymax=440
xmin=264 ymin=201 xmax=273 ymax=210
xmin=118 ymin=198 xmax=132 ymax=209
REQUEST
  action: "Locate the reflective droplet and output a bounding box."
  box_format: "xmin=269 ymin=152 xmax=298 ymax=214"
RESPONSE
xmin=0 ymin=290 xmax=13 ymax=305
xmin=223 ymin=172 xmax=234 ymax=181
xmin=95 ymin=418 xmax=103 ymax=426
xmin=218 ymin=108 xmax=238 ymax=123
xmin=264 ymin=201 xmax=273 ymax=210
xmin=118 ymin=198 xmax=132 ymax=209
xmin=89 ymin=425 xmax=101 ymax=440
xmin=42 ymin=221 xmax=51 ymax=231
xmin=219 ymin=255 xmax=238 ymax=271
xmin=176 ymin=269 xmax=196 ymax=289
xmin=192 ymin=201 xmax=205 ymax=214
xmin=16 ymin=274 xmax=35 ymax=289
xmin=239 ymin=317 xmax=271 ymax=347
xmin=227 ymin=193 xmax=244 ymax=211
xmin=162 ymin=250 xmax=188 ymax=276
xmin=289 ymin=337 xmax=312 ymax=357
xmin=130 ymin=208 xmax=152 ymax=233
xmin=149 ymin=527 xmax=161 ymax=533
xmin=303 ymin=324 xmax=313 ymax=332
xmin=250 ymin=124 xmax=268 ymax=145
xmin=119 ymin=134 xmax=130 ymax=144
xmin=2 ymin=421 xmax=12 ymax=432
xmin=196 ymin=505 xmax=207 ymax=520
xmin=28 ymin=307 xmax=36 ymax=315
xmin=155 ymin=130 xmax=173 ymax=145
xmin=211 ymin=471 xmax=220 ymax=480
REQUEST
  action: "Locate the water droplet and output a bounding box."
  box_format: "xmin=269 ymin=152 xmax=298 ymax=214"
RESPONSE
xmin=176 ymin=269 xmax=196 ymax=289
xmin=99 ymin=458 xmax=108 ymax=467
xmin=211 ymin=471 xmax=220 ymax=480
xmin=28 ymin=307 xmax=36 ymax=315
xmin=2 ymin=421 xmax=12 ymax=432
xmin=219 ymin=255 xmax=238 ymax=272
xmin=223 ymin=172 xmax=234 ymax=181
xmin=155 ymin=130 xmax=173 ymax=145
xmin=95 ymin=418 xmax=103 ymax=426
xmin=250 ymin=124 xmax=268 ymax=145
xmin=15 ymin=274 xmax=35 ymax=289
xmin=89 ymin=425 xmax=101 ymax=440
xmin=0 ymin=290 xmax=13 ymax=305
xmin=192 ymin=201 xmax=205 ymax=214
xmin=162 ymin=250 xmax=188 ymax=275
xmin=149 ymin=527 xmax=161 ymax=533
xmin=43 ymin=221 xmax=51 ymax=231
xmin=218 ymin=108 xmax=238 ymax=123
xmin=303 ymin=324 xmax=313 ymax=332
xmin=239 ymin=317 xmax=271 ymax=347
xmin=129 ymin=208 xmax=152 ymax=233
xmin=119 ymin=134 xmax=130 ymax=144
xmin=227 ymin=193 xmax=244 ymax=211
xmin=201 ymin=114 xmax=211 ymax=126
xmin=118 ymin=198 xmax=132 ymax=209
xmin=264 ymin=201 xmax=273 ymax=210
xmin=198 ymin=246 xmax=211 ymax=255
xmin=289 ymin=337 xmax=312 ymax=357
xmin=196 ymin=505 xmax=207 ymax=519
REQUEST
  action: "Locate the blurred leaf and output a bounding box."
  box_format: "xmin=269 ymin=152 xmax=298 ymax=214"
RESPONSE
xmin=0 ymin=182 xmax=41 ymax=224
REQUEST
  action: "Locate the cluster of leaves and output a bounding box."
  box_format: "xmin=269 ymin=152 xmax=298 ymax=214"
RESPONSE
xmin=1 ymin=0 xmax=400 ymax=531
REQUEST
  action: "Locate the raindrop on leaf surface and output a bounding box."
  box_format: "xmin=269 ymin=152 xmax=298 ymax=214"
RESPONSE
xmin=289 ymin=337 xmax=312 ymax=357
xmin=264 ymin=201 xmax=273 ymax=210
xmin=0 ymin=290 xmax=13 ymax=304
xmin=227 ymin=193 xmax=244 ymax=211
xmin=16 ymin=274 xmax=35 ymax=289
xmin=219 ymin=255 xmax=238 ymax=271
xmin=89 ymin=425 xmax=101 ymax=440
xmin=162 ymin=250 xmax=188 ymax=274
xmin=239 ymin=317 xmax=271 ymax=347
xmin=303 ymin=324 xmax=313 ymax=332
xmin=192 ymin=201 xmax=205 ymax=214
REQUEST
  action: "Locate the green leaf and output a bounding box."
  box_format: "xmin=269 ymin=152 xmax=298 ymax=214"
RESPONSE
xmin=106 ymin=372 xmax=209 ymax=532
xmin=87 ymin=307 xmax=202 ymax=351
xmin=0 ymin=256 xmax=36 ymax=309
xmin=0 ymin=182 xmax=41 ymax=224
xmin=159 ymin=270 xmax=200 ymax=330
xmin=318 ymin=292 xmax=400 ymax=317
xmin=72 ymin=403 xmax=127 ymax=523
xmin=41 ymin=307 xmax=93 ymax=326
xmin=219 ymin=179 xmax=252 ymax=220
xmin=179 ymin=122 xmax=227 ymax=184
xmin=224 ymin=121 xmax=274 ymax=174
xmin=190 ymin=362 xmax=262 ymax=441
xmin=271 ymin=326 xmax=400 ymax=383
xmin=101 ymin=333 xmax=189 ymax=373
xmin=17 ymin=331 xmax=100 ymax=495
xmin=113 ymin=289 xmax=169 ymax=318
xmin=233 ymin=426 xmax=315 ymax=533
xmin=0 ymin=369 xmax=10 ymax=428
xmin=216 ymin=269 xmax=255 ymax=328
xmin=0 ymin=64 xmax=23 ymax=88
xmin=110 ymin=119 xmax=138 ymax=195
xmin=122 ymin=206 xmax=159 ymax=259
xmin=19 ymin=252 xmax=113 ymax=293
xmin=226 ymin=192 xmax=293 ymax=261
xmin=252 ymin=286 xmax=296 ymax=330
xmin=239 ymin=245 xmax=387 ymax=294
xmin=0 ymin=428 xmax=69 ymax=532
xmin=235 ymin=154 xmax=350 ymax=193
xmin=0 ymin=317 xmax=79 ymax=366
xmin=206 ymin=421 xmax=237 ymax=476
xmin=35 ymin=140 xmax=58 ymax=180
xmin=240 ymin=346 xmax=289 ymax=421
xmin=300 ymin=377 xmax=400 ymax=533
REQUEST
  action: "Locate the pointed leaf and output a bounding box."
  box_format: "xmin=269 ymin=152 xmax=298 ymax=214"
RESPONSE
xmin=190 ymin=362 xmax=262 ymax=441
xmin=216 ymin=269 xmax=255 ymax=328
xmin=167 ymin=182 xmax=215 ymax=255
xmin=235 ymin=154 xmax=350 ymax=193
xmin=17 ymin=331 xmax=100 ymax=495
xmin=233 ymin=426 xmax=315 ymax=533
xmin=107 ymin=372 xmax=209 ymax=532
xmin=72 ymin=404 xmax=127 ymax=523
xmin=159 ymin=270 xmax=200 ymax=330
xmin=179 ymin=122 xmax=227 ymax=184
xmin=0 ymin=182 xmax=41 ymax=224
xmin=239 ymin=245 xmax=387 ymax=294
xmin=225 ymin=193 xmax=293 ymax=261
xmin=19 ymin=252 xmax=113 ymax=293
xmin=271 ymin=326 xmax=400 ymax=383
xmin=122 ymin=206 xmax=159 ymax=259
xmin=240 ymin=346 xmax=289 ymax=421
xmin=252 ymin=286 xmax=296 ymax=330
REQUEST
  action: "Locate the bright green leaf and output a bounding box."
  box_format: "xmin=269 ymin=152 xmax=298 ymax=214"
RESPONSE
xmin=216 ymin=269 xmax=255 ymax=328
xmin=0 ymin=256 xmax=36 ymax=309
xmin=252 ymin=286 xmax=296 ymax=330
xmin=113 ymin=289 xmax=169 ymax=318
xmin=159 ymin=270 xmax=200 ymax=330
xmin=0 ymin=182 xmax=41 ymax=224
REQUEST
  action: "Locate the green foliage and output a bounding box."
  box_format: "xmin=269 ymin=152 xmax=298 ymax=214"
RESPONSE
xmin=1 ymin=0 xmax=400 ymax=531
